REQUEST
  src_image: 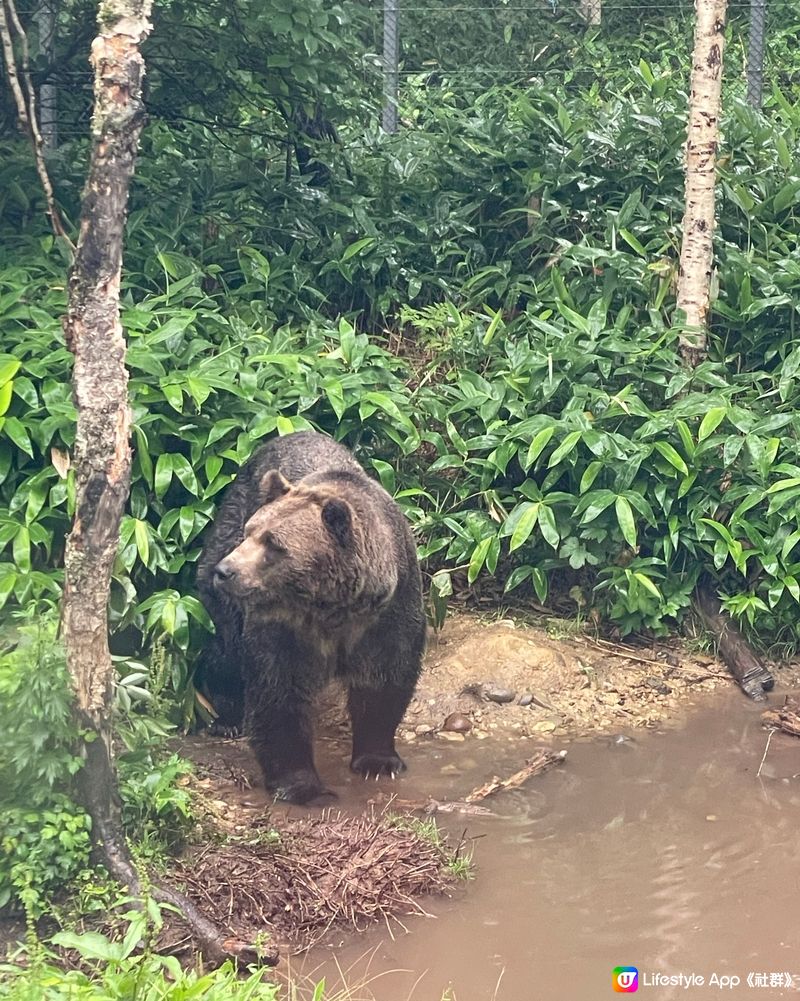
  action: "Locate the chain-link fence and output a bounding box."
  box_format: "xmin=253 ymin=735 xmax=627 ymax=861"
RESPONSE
xmin=379 ymin=0 xmax=800 ymax=131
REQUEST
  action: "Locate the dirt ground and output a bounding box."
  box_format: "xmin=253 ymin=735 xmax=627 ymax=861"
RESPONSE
xmin=338 ymin=612 xmax=800 ymax=746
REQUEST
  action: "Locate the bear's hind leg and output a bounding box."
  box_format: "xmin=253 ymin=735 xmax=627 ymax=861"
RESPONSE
xmin=348 ymin=683 xmax=415 ymax=779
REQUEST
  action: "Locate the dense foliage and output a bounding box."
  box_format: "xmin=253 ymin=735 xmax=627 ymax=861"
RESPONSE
xmin=2 ymin=0 xmax=800 ymax=994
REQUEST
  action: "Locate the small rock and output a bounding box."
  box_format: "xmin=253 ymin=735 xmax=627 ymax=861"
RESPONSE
xmin=484 ymin=686 xmax=516 ymax=704
xmin=497 ymin=618 xmax=516 ymax=629
xmin=531 ymin=720 xmax=557 ymax=733
xmin=644 ymin=676 xmax=672 ymax=695
xmin=438 ymin=730 xmax=465 ymax=742
xmin=415 ymin=724 xmax=435 ymax=736
xmin=706 ymin=814 xmax=717 ymax=822
xmin=404 ymin=732 xmax=417 ymax=742
xmin=442 ymin=712 xmax=472 ymax=733
xmin=518 ymin=693 xmax=534 ymax=707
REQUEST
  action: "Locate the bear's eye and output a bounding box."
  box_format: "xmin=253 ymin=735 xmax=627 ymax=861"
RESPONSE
xmin=261 ymin=531 xmax=287 ymax=554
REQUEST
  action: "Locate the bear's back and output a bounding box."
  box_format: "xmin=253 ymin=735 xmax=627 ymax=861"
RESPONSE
xmin=245 ymin=431 xmax=363 ymax=487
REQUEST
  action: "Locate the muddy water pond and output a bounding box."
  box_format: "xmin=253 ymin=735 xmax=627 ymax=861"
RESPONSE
xmin=292 ymin=689 xmax=800 ymax=1000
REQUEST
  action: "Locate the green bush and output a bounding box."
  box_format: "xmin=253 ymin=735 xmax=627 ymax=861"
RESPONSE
xmin=2 ymin=35 xmax=800 ymax=693
xmin=0 ymin=620 xmax=198 ymax=913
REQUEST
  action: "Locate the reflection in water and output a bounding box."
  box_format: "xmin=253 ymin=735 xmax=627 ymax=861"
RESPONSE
xmin=297 ymin=690 xmax=800 ymax=1000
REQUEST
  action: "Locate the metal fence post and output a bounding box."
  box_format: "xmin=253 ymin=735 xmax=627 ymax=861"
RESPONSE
xmin=382 ymin=0 xmax=399 ymax=133
xmin=747 ymin=0 xmax=767 ymax=107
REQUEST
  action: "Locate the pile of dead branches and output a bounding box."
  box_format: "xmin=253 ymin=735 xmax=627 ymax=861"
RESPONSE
xmin=172 ymin=812 xmax=457 ymax=952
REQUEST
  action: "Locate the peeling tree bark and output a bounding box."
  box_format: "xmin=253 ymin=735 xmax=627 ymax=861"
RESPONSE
xmin=674 ymin=1 xmax=771 ymax=700
xmin=60 ymin=0 xmax=273 ymax=968
xmin=675 ymin=0 xmax=727 ymax=368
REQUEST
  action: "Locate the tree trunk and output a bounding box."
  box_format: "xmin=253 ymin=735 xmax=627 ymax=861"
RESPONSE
xmin=579 ymin=0 xmax=602 ymax=26
xmin=675 ymin=0 xmax=727 ymax=368
xmin=61 ymin=0 xmax=273 ymax=968
xmin=35 ymin=0 xmax=57 ymax=151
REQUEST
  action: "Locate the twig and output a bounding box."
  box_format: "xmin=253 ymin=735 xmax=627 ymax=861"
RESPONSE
xmin=581 ymin=636 xmax=662 ymax=667
xmin=756 ymin=728 xmax=775 ymax=778
xmin=464 ymin=749 xmax=567 ymax=803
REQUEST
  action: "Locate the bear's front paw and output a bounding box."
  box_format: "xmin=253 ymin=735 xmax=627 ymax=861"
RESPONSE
xmin=206 ymin=721 xmax=242 ymax=739
xmin=272 ymin=772 xmax=337 ymax=805
xmin=350 ymin=752 xmax=407 ymax=780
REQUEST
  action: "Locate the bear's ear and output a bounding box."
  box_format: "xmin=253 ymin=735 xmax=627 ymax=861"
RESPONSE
xmin=260 ymin=470 xmax=291 ymax=504
xmin=321 ymin=497 xmax=353 ymax=547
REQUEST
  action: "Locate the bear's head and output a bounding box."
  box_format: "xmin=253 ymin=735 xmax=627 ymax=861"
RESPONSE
xmin=212 ymin=470 xmax=368 ymax=620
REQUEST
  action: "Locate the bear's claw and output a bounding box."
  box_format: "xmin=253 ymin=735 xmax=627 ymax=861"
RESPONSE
xmin=350 ymin=752 xmax=407 ymax=780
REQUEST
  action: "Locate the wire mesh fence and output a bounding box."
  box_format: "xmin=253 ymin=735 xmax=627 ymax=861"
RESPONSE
xmin=376 ymin=0 xmax=800 ymax=129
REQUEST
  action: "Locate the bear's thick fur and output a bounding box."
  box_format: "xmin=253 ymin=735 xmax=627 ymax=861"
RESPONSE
xmin=196 ymin=431 xmax=425 ymax=804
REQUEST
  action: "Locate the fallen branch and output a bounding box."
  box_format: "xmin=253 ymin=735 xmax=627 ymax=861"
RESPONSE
xmin=381 ymin=749 xmax=567 ymax=816
xmin=464 ymin=749 xmax=567 ymax=803
xmin=762 ymin=696 xmax=800 ymax=737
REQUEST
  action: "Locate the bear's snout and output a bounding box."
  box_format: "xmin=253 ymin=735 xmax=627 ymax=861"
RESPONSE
xmin=213 ymin=560 xmax=236 ymax=588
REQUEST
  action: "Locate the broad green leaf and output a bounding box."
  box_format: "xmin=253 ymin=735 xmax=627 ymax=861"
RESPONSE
xmin=0 ymin=359 xmax=20 ymax=387
xmin=171 ymin=454 xmax=199 ymax=495
xmin=633 ymin=572 xmax=661 ymax=599
xmin=51 ymin=931 xmax=122 ymax=962
xmin=2 ymin=416 xmax=33 ymax=457
xmin=510 ymin=502 xmax=540 ymax=552
xmin=653 ymin=442 xmax=689 ymax=476
xmin=341 ymin=237 xmax=376 ymax=261
xmin=538 ymin=504 xmax=560 ymax=549
xmin=580 ymin=461 xmax=602 ymax=494
xmin=504 ymin=566 xmax=532 ymax=592
xmin=134 ymin=519 xmax=150 ymax=566
xmin=0 ymin=381 xmax=12 ymax=417
xmin=767 ymin=477 xmax=800 ymax=494
xmin=468 ymin=536 xmax=494 ymax=583
xmin=525 ymin=426 xmax=555 ymax=468
xmin=531 ymin=567 xmax=548 ymax=603
xmin=615 ymin=495 xmax=637 ymax=548
xmin=482 ymin=307 xmax=504 ymax=346
xmin=371 ymin=459 xmax=396 ymax=495
xmin=547 ymin=430 xmax=581 ymax=468
xmin=698 ymin=406 xmax=726 ymax=441
xmin=324 ymin=379 xmax=346 ymax=420
xmin=154 ymin=454 xmax=173 ymax=499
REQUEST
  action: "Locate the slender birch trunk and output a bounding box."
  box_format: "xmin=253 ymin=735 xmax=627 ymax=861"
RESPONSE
xmin=675 ymin=0 xmax=727 ymax=368
xmin=579 ymin=0 xmax=601 ymax=26
xmin=60 ymin=0 xmax=270 ymax=966
xmin=35 ymin=0 xmax=58 ymax=151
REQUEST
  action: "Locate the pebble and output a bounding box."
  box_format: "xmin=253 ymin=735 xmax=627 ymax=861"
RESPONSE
xmin=484 ymin=686 xmax=516 ymax=704
xmin=415 ymin=724 xmax=435 ymax=736
xmin=531 ymin=720 xmax=557 ymax=733
xmin=442 ymin=712 xmax=472 ymax=733
xmin=518 ymin=693 xmax=534 ymax=707
xmin=706 ymin=814 xmax=717 ymax=822
xmin=438 ymin=731 xmax=465 ymax=742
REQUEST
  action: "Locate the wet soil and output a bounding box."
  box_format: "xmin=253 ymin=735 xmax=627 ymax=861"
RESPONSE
xmin=180 ymin=616 xmax=800 ymax=997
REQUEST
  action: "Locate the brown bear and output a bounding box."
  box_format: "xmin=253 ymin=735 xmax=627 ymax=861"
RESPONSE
xmin=196 ymin=431 xmax=426 ymax=804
